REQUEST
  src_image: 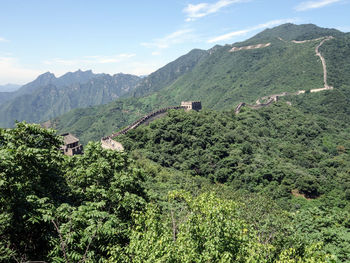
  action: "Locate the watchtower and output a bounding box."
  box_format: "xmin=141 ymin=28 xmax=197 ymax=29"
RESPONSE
xmin=60 ymin=133 xmax=83 ymax=156
xmin=181 ymin=101 xmax=202 ymax=111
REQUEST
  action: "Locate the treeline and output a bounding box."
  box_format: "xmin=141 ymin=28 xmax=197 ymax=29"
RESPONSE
xmin=119 ymin=104 xmax=350 ymax=201
xmin=118 ymin=103 xmax=350 ymax=261
xmin=1 ymin=122 xmax=347 ymax=262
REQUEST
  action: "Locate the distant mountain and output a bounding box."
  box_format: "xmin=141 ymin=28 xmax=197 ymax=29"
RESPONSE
xmin=13 ymin=69 xmax=97 ymax=97
xmin=0 ymin=83 xmax=21 ymax=92
xmin=0 ymin=70 xmax=141 ymax=127
xmin=50 ymin=23 xmax=350 ymax=144
xmin=0 ymin=84 xmax=22 ymax=104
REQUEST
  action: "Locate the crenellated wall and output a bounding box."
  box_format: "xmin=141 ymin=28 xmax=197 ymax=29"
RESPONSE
xmin=101 ymin=104 xmax=198 ymax=151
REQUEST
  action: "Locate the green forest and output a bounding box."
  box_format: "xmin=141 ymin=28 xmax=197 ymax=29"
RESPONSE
xmin=51 ymin=26 xmax=350 ymax=145
xmin=1 ymin=100 xmax=349 ymax=262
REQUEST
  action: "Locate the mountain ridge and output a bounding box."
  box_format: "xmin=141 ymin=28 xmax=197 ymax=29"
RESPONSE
xmin=0 ymin=83 xmax=21 ymax=92
xmin=50 ymin=23 xmax=350 ymax=144
xmin=0 ymin=70 xmax=141 ymax=127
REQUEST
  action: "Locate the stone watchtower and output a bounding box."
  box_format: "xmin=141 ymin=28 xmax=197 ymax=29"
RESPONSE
xmin=181 ymin=101 xmax=202 ymax=111
xmin=60 ymin=133 xmax=83 ymax=156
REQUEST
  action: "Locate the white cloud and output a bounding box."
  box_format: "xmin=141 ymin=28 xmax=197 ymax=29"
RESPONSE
xmin=43 ymin=53 xmax=136 ymax=66
xmin=0 ymin=56 xmax=42 ymax=84
xmin=125 ymin=61 xmax=163 ymax=76
xmin=141 ymin=29 xmax=194 ymax=49
xmin=336 ymin=25 xmax=350 ymax=32
xmin=183 ymin=0 xmax=249 ymax=21
xmin=295 ymin=0 xmax=341 ymax=11
xmin=0 ymin=37 xmax=9 ymax=42
xmin=43 ymin=58 xmax=79 ymax=66
xmin=207 ymin=18 xmax=297 ymax=43
xmin=151 ymin=51 xmax=161 ymax=56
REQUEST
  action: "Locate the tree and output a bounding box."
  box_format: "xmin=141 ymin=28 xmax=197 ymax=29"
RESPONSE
xmin=46 ymin=142 xmax=147 ymax=262
xmin=0 ymin=122 xmax=66 ymax=261
xmin=115 ymin=191 xmax=333 ymax=262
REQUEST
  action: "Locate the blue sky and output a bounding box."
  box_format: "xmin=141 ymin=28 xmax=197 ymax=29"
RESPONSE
xmin=0 ymin=0 xmax=349 ymax=84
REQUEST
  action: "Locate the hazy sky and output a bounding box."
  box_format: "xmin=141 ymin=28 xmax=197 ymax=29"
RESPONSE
xmin=0 ymin=0 xmax=349 ymax=84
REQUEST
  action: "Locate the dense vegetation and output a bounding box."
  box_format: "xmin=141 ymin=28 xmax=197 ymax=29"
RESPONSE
xmin=1 ymin=122 xmax=348 ymax=262
xmin=117 ymin=103 xmax=350 ymax=261
xmin=1 ymin=23 xmax=350 ymax=262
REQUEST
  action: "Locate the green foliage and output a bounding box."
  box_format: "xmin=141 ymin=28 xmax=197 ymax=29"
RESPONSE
xmin=0 ymin=122 xmax=66 ymax=261
xmin=110 ymin=192 xmax=334 ymax=263
xmin=292 ymin=206 xmax=350 ymax=262
xmin=285 ymin=86 xmax=350 ymax=123
xmin=45 ymin=143 xmax=147 ymax=262
xmin=117 ymin=105 xmax=350 ymax=261
xmin=0 ymin=124 xmax=147 ymax=262
xmin=119 ymin=106 xmax=350 ymax=201
xmin=120 ymin=192 xmax=266 ymax=262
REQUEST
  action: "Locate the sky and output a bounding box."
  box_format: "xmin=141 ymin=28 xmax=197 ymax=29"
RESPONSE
xmin=0 ymin=0 xmax=349 ymax=85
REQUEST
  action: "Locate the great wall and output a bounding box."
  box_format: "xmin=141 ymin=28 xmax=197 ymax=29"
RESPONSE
xmin=101 ymin=102 xmax=201 ymax=150
xmin=234 ymin=36 xmax=334 ymax=114
xmin=229 ymin=42 xmax=271 ymax=52
xmin=102 ymin=36 xmax=335 ymax=150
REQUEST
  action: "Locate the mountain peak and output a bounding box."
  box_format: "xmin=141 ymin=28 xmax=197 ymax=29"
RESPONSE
xmin=245 ymin=23 xmax=343 ymax=44
xmin=56 ymin=69 xmax=96 ymax=86
xmin=35 ymin=72 xmax=56 ymax=83
xmin=75 ymin=69 xmax=93 ymax=74
xmin=39 ymin=71 xmax=55 ymax=78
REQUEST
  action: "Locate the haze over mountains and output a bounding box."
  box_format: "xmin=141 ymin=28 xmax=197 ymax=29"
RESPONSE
xmin=1 ymin=23 xmax=349 ymax=140
xmin=0 ymin=83 xmax=21 ymax=92
xmin=0 ymin=69 xmax=141 ymax=127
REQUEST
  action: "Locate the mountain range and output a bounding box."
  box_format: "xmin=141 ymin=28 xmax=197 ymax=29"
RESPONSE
xmin=48 ymin=23 xmax=350 ymax=143
xmin=1 ymin=23 xmax=349 ymax=144
xmin=0 ymin=70 xmax=141 ymax=127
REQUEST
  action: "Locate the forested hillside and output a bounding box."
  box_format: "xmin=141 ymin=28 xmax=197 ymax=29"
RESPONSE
xmin=130 ymin=49 xmax=209 ymax=97
xmin=117 ymin=102 xmax=350 ymax=261
xmin=1 ymin=122 xmax=348 ymax=262
xmin=51 ymin=23 xmax=350 ymax=143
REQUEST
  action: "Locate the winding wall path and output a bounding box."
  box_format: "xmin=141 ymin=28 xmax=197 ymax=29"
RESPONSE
xmin=102 ymin=35 xmax=336 ymax=150
xmin=101 ymin=106 xmax=185 ymax=150
xmin=235 ymin=36 xmax=334 ymax=114
xmin=229 ymin=43 xmax=271 ymax=52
